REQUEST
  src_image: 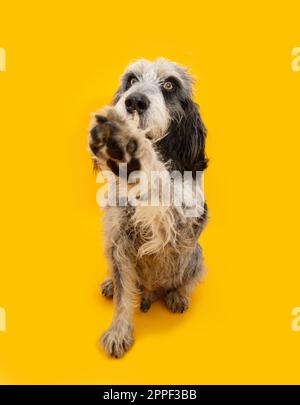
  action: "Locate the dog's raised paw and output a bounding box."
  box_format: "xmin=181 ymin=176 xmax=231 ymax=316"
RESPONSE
xmin=101 ymin=279 xmax=114 ymax=298
xmin=89 ymin=107 xmax=144 ymax=176
xmin=100 ymin=326 xmax=134 ymax=358
xmin=164 ymin=290 xmax=189 ymax=313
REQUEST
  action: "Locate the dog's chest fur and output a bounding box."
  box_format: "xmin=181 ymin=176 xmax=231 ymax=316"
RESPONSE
xmin=103 ymin=201 xmax=205 ymax=291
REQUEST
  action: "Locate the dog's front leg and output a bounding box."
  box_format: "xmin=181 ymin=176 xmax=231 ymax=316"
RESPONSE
xmin=101 ymin=251 xmax=137 ymax=358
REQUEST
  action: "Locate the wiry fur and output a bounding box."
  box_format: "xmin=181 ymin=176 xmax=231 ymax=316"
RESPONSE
xmin=89 ymin=58 xmax=208 ymax=358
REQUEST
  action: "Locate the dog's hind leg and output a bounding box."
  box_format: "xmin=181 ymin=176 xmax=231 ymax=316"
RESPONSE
xmin=164 ymin=245 xmax=206 ymax=314
xmin=140 ymin=289 xmax=163 ymax=313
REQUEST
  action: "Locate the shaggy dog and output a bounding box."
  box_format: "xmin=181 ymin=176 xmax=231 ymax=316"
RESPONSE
xmin=89 ymin=58 xmax=208 ymax=358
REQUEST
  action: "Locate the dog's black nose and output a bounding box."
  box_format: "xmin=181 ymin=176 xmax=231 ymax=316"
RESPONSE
xmin=125 ymin=92 xmax=150 ymax=114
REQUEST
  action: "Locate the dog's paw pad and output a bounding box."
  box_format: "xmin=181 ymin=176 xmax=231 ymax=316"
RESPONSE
xmin=101 ymin=327 xmax=134 ymax=358
xmin=106 ymin=136 xmax=124 ymax=160
xmin=164 ymin=291 xmax=189 ymax=313
xmin=105 ymin=133 xmax=139 ymax=164
xmin=101 ymin=279 xmax=114 ymax=298
xmin=95 ymin=115 xmax=108 ymax=124
xmin=89 ymin=110 xmax=119 ymax=157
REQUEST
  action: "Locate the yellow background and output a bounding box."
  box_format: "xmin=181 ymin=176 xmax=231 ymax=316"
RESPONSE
xmin=0 ymin=0 xmax=300 ymax=384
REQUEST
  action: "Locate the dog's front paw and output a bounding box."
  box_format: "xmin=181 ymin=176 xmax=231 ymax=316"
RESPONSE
xmin=89 ymin=107 xmax=144 ymax=176
xmin=164 ymin=290 xmax=189 ymax=313
xmin=101 ymin=325 xmax=134 ymax=358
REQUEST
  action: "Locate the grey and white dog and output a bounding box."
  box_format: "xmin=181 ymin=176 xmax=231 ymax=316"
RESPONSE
xmin=89 ymin=58 xmax=208 ymax=358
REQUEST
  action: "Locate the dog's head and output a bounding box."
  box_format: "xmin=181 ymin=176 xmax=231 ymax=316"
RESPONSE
xmin=113 ymin=58 xmax=207 ymax=172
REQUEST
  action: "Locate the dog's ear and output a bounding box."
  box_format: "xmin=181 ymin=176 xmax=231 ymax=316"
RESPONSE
xmin=179 ymin=98 xmax=208 ymax=171
xmin=158 ymin=98 xmax=208 ymax=173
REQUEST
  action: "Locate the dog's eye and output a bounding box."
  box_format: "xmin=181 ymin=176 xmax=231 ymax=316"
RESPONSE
xmin=125 ymin=75 xmax=138 ymax=90
xmin=130 ymin=77 xmax=138 ymax=86
xmin=163 ymin=81 xmax=173 ymax=91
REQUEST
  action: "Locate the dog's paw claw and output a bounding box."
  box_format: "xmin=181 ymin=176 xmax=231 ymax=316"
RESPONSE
xmin=101 ymin=327 xmax=134 ymax=358
xmin=164 ymin=291 xmax=189 ymax=313
xmin=101 ymin=279 xmax=114 ymax=298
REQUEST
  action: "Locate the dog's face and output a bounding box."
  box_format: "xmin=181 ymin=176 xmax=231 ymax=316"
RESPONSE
xmin=113 ymin=58 xmax=207 ymax=172
xmin=113 ymin=58 xmax=194 ymax=141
